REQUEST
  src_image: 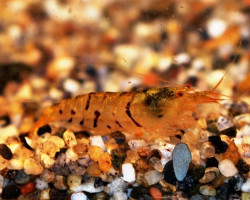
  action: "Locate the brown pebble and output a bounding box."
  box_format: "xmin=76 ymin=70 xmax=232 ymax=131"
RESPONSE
xmin=149 ymin=187 xmax=162 ymax=200
xmin=223 ymin=141 xmax=240 ymax=165
xmin=137 ymin=147 xmax=151 ymax=158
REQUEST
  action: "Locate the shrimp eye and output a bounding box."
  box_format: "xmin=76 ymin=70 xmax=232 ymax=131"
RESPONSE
xmin=184 ymin=83 xmax=192 ymax=89
xmin=176 ymin=91 xmax=184 ymax=98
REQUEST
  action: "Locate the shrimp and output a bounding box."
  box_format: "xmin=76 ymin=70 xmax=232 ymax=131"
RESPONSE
xmin=30 ymin=84 xmax=223 ymax=140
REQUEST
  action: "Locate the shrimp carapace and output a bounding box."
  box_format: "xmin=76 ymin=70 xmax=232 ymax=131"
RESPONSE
xmin=30 ymin=85 xmax=224 ymax=140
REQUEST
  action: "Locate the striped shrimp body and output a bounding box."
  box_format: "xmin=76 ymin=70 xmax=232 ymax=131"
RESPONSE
xmin=31 ymin=86 xmax=222 ymax=140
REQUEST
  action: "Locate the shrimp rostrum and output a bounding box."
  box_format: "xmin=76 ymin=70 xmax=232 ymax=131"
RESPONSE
xmin=30 ymin=85 xmax=223 ymax=140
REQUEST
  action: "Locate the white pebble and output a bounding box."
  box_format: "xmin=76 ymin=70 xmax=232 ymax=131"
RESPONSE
xmin=145 ymin=170 xmax=164 ymax=185
xmin=63 ymin=130 xmax=77 ymax=148
xmin=158 ymin=142 xmax=175 ymax=159
xmin=35 ymin=178 xmax=48 ymax=190
xmin=71 ymin=192 xmax=88 ymax=200
xmin=122 ymin=163 xmax=135 ymax=183
xmin=241 ymin=178 xmax=250 ymax=192
xmin=218 ymin=159 xmax=238 ymax=177
xmin=73 ymin=180 xmax=104 ymax=193
xmin=113 ymin=191 xmax=128 ymax=200
xmin=90 ymin=136 xmax=106 ymax=151
xmin=107 ymin=178 xmax=128 ymax=196
xmin=128 ymin=140 xmax=147 ymax=150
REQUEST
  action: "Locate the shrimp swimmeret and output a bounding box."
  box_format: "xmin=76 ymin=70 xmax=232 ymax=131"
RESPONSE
xmin=30 ymin=84 xmax=224 ymax=140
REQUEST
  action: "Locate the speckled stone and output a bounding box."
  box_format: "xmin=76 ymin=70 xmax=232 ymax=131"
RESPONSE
xmin=15 ymin=170 xmax=32 ymax=184
xmin=173 ymin=143 xmax=191 ymax=181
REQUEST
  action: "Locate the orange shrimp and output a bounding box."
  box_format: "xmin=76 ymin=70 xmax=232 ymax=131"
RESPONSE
xmin=30 ymin=84 xmax=224 ymax=140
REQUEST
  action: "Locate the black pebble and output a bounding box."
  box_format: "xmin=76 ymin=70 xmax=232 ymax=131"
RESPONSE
xmin=163 ymin=160 xmax=177 ymax=185
xmin=37 ymin=124 xmax=51 ymax=136
xmin=220 ymin=126 xmax=237 ymax=137
xmin=189 ymin=165 xmax=205 ymax=181
xmin=236 ymin=159 xmax=250 ymax=174
xmin=177 ymin=174 xmax=194 ymax=192
xmin=208 ymin=135 xmax=228 ymax=153
xmin=130 ymin=186 xmax=149 ymax=199
xmin=216 ymin=183 xmax=230 ymax=200
xmin=1 ymin=184 xmax=21 ymax=199
xmin=49 ymin=188 xmax=69 ymax=200
xmin=206 ymin=157 xmax=219 ymax=167
xmin=94 ymin=177 xmax=103 ymax=188
xmin=0 ymin=115 xmax=10 ymax=127
xmin=85 ymin=65 xmax=98 ymax=78
xmin=111 ymin=131 xmax=126 ymax=144
xmin=0 ymin=143 xmax=13 ymax=160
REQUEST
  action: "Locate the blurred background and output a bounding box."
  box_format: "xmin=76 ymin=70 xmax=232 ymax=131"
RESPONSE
xmin=0 ymin=0 xmax=249 ymax=132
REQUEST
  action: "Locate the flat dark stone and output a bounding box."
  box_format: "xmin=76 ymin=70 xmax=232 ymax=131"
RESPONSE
xmin=0 ymin=143 xmax=13 ymax=160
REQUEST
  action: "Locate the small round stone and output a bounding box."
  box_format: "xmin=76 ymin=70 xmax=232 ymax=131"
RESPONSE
xmin=15 ymin=170 xmax=32 ymax=184
xmin=71 ymin=192 xmax=88 ymax=200
xmin=199 ymin=185 xmax=216 ymax=196
xmin=98 ymin=152 xmax=112 ymax=172
xmin=228 ymin=174 xmax=244 ymax=192
xmin=200 ymin=142 xmax=215 ymax=159
xmin=216 ymin=183 xmax=230 ymax=200
xmin=173 ymin=143 xmax=191 ymax=181
xmin=199 ymin=167 xmax=219 ymax=184
xmin=236 ymin=159 xmax=250 ymax=174
xmin=149 ymin=187 xmax=162 ymax=200
xmin=208 ymin=135 xmax=228 ymax=153
xmin=111 ymin=149 xmax=125 ymax=170
xmin=2 ymin=184 xmax=21 ymax=199
xmin=20 ymin=182 xmax=35 ymax=195
xmin=218 ymin=159 xmax=238 ymax=177
xmin=163 ymin=160 xmax=177 ymax=185
xmin=122 ymin=163 xmax=135 ymax=182
xmin=0 ymin=143 xmax=13 ymax=160
xmin=241 ymin=178 xmax=250 ymax=192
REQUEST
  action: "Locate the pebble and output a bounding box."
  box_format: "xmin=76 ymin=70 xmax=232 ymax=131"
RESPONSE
xmin=200 ymin=142 xmax=215 ymax=159
xmin=199 ymin=185 xmax=216 ymax=196
xmin=1 ymin=184 xmax=21 ymax=199
xmin=242 ymin=192 xmax=250 ymax=200
xmin=228 ymin=174 xmax=244 ymax=192
xmin=177 ymin=174 xmax=194 ymax=192
xmin=77 ymin=154 xmax=90 ymax=166
xmin=74 ymin=180 xmax=104 ymax=193
xmin=241 ymin=178 xmax=250 ymax=192
xmin=90 ymin=136 xmax=106 ymax=151
xmin=40 ymin=169 xmax=55 ymax=183
xmin=190 ymin=194 xmax=205 ymax=200
xmin=49 ymin=188 xmax=69 ymax=200
xmin=111 ymin=149 xmax=126 ymax=170
xmin=149 ymin=187 xmax=162 ymax=200
xmin=37 ymin=124 xmax=51 ymax=136
xmin=236 ymin=159 xmax=250 ymax=174
xmin=98 ymin=152 xmax=112 ymax=172
xmin=223 ymin=141 xmax=240 ymax=165
xmin=122 ymin=163 xmax=135 ymax=182
xmin=20 ymin=182 xmax=35 ymax=195
xmin=206 ymin=157 xmax=219 ymax=167
xmin=107 ymin=178 xmax=128 ymax=196
xmin=0 ymin=175 xmax=3 ymax=194
xmin=199 ymin=167 xmax=219 ymax=184
xmin=24 ymin=158 xmax=43 ymax=175
xmin=208 ymin=135 xmax=228 ymax=153
xmin=128 ymin=139 xmax=147 ymax=150
xmin=0 ymin=143 xmax=13 ymax=160
xmin=163 ymin=160 xmax=177 ymax=185
xmin=54 ymin=175 xmax=68 ymax=190
xmin=113 ymin=191 xmax=128 ymax=200
xmin=218 ymin=159 xmax=238 ymax=177
xmin=67 ymin=175 xmax=82 ymax=191
xmin=35 ymin=178 xmax=48 ymax=190
xmin=173 ymin=143 xmax=191 ymax=181
xmin=88 ymin=146 xmax=104 ymax=162
xmin=14 ymin=170 xmax=32 ymax=184
xmin=130 ymin=186 xmax=149 ymax=199
xmin=63 ymin=129 xmax=77 ymax=148
xmin=216 ymin=183 xmax=230 ymax=200
xmin=0 ymin=155 xmax=9 ymax=170
xmin=71 ymin=192 xmax=88 ymax=200
xmin=111 ymin=131 xmax=126 ymax=144
xmin=158 ymin=142 xmax=175 ymax=160
xmin=149 ymin=157 xmax=164 ymax=172
xmin=190 ymin=165 xmax=205 ymax=181
xmin=145 ymin=170 xmax=164 ymax=185
xmin=40 ymin=188 xmax=50 ymax=200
